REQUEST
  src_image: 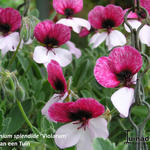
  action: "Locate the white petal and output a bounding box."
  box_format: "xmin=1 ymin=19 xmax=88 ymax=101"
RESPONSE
xmin=131 ymin=73 xmax=137 ymax=85
xmin=41 ymin=92 xmax=68 ymax=122
xmin=50 ymin=48 xmax=72 ymax=67
xmin=76 ymin=129 xmax=94 ymax=150
xmin=124 ymin=20 xmax=141 ymax=32
xmin=66 ymin=41 xmax=81 ymax=59
xmin=33 ymin=46 xmax=50 ymax=64
xmin=72 ymin=17 xmax=91 ymax=31
xmin=139 ymin=25 xmax=150 ymax=46
xmin=55 ymin=122 xmax=82 ymax=149
xmin=57 ymin=18 xmax=81 ymax=33
xmin=111 ymin=87 xmax=135 ymax=118
xmin=89 ymin=32 xmax=107 ymax=48
xmin=88 ymin=117 xmax=109 ymax=139
xmin=106 ymin=30 xmax=126 ymax=50
xmin=0 ymin=32 xmax=20 ymax=56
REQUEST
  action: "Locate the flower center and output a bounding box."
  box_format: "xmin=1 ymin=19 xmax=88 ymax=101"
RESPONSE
xmin=0 ymin=24 xmax=10 ymax=35
xmin=44 ymin=37 xmax=58 ymax=49
xmin=102 ymin=19 xmax=115 ymax=30
xmin=64 ymin=8 xmax=74 ymax=17
xmin=69 ymin=110 xmax=92 ymax=130
xmin=54 ymin=78 xmax=65 ymax=92
xmin=116 ymin=70 xmax=133 ymax=86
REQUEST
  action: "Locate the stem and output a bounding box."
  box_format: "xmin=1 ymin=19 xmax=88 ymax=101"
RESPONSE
xmin=8 ymin=38 xmax=22 ymax=69
xmin=23 ymin=0 xmax=30 ymax=16
xmin=16 ymin=99 xmax=33 ymax=129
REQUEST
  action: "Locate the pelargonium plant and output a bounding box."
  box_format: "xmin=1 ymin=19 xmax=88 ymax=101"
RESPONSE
xmin=0 ymin=0 xmax=150 ymax=150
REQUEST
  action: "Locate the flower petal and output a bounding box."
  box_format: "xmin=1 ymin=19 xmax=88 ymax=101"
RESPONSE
xmin=109 ymin=45 xmax=143 ymax=74
xmin=124 ymin=20 xmax=141 ymax=32
xmin=106 ymin=30 xmax=126 ymax=50
xmin=50 ymin=48 xmax=72 ymax=67
xmin=111 ymin=87 xmax=134 ymax=117
xmin=41 ymin=92 xmax=68 ymax=122
xmin=72 ymin=17 xmax=91 ymax=30
xmin=33 ymin=46 xmax=50 ymax=64
xmin=54 ymin=122 xmax=82 ymax=149
xmin=88 ymin=117 xmax=109 ymax=139
xmin=57 ymin=18 xmax=81 ymax=33
xmin=94 ymin=57 xmax=120 ymax=88
xmin=90 ymin=32 xmax=107 ymax=48
xmin=0 ymin=32 xmax=20 ymax=56
xmin=66 ymin=41 xmax=81 ymax=59
xmin=139 ymin=25 xmax=150 ymax=46
xmin=76 ymin=129 xmax=93 ymax=150
xmin=47 ymin=60 xmax=67 ymax=92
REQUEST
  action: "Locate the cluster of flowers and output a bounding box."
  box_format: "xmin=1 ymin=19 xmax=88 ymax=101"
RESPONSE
xmin=0 ymin=0 xmax=149 ymax=149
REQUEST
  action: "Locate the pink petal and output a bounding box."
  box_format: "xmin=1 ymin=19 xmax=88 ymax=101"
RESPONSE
xmin=41 ymin=92 xmax=68 ymax=122
xmin=34 ymin=20 xmax=54 ymax=43
xmin=124 ymin=9 xmax=138 ymax=19
xmin=54 ymin=122 xmax=82 ymax=149
xmin=0 ymin=8 xmax=21 ymax=32
xmin=88 ymin=6 xmax=105 ymax=29
xmin=89 ymin=117 xmax=109 ymax=139
xmin=109 ymin=45 xmax=143 ymax=74
xmin=47 ymin=60 xmax=67 ymax=92
xmin=79 ymin=27 xmax=90 ymax=37
xmin=140 ymin=0 xmax=150 ymax=15
xmin=48 ymin=102 xmax=74 ymax=123
xmin=94 ymin=57 xmax=120 ymax=88
xmin=111 ymin=87 xmax=134 ymax=118
xmin=53 ymin=0 xmax=83 ymax=15
xmin=69 ymin=98 xmax=105 ymax=118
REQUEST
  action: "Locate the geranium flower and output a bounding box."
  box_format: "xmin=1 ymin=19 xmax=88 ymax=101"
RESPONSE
xmin=33 ymin=20 xmax=72 ymax=67
xmin=88 ymin=4 xmax=126 ymax=50
xmin=94 ymin=46 xmax=142 ymax=117
xmin=48 ymin=98 xmax=109 ymax=150
xmin=53 ymin=0 xmax=91 ymax=33
xmin=124 ymin=7 xmax=150 ymax=46
xmin=0 ymin=8 xmax=21 ymax=55
xmin=42 ymin=60 xmax=68 ymax=121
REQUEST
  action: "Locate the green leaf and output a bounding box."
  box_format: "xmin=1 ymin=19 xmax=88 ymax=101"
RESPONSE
xmin=6 ymin=100 xmax=32 ymax=134
xmin=0 ymin=109 xmax=4 ymax=131
xmin=116 ymin=142 xmax=128 ymax=150
xmin=93 ymin=138 xmax=116 ymax=150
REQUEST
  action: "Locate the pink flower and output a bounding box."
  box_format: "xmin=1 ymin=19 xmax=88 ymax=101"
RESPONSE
xmin=79 ymin=27 xmax=90 ymax=37
xmin=53 ymin=0 xmax=83 ymax=17
xmin=48 ymin=98 xmax=109 ymax=150
xmin=42 ymin=60 xmax=68 ymax=121
xmin=0 ymin=8 xmax=22 ymax=55
xmin=33 ymin=20 xmax=72 ymax=67
xmin=88 ymin=4 xmax=126 ymax=50
xmin=53 ymin=0 xmax=90 ymax=33
xmin=140 ymin=0 xmax=150 ymax=15
xmin=94 ymin=46 xmax=142 ymax=117
xmin=124 ymin=9 xmax=150 ymax=47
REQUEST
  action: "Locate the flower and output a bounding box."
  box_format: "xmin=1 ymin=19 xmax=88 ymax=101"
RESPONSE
xmin=88 ymin=4 xmax=126 ymax=50
xmin=140 ymin=0 xmax=150 ymax=15
xmin=124 ymin=9 xmax=150 ymax=46
xmin=48 ymin=98 xmax=109 ymax=150
xmin=94 ymin=46 xmax=142 ymax=117
xmin=33 ymin=20 xmax=72 ymax=67
xmin=0 ymin=8 xmax=22 ymax=55
xmin=53 ymin=0 xmax=91 ymax=33
xmin=41 ymin=60 xmax=68 ymax=121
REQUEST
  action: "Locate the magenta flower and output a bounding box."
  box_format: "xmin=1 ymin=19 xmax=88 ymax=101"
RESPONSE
xmin=33 ymin=20 xmax=73 ymax=67
xmin=124 ymin=9 xmax=150 ymax=47
xmin=0 ymin=8 xmax=22 ymax=55
xmin=88 ymin=4 xmax=126 ymax=50
xmin=53 ymin=0 xmax=90 ymax=33
xmin=48 ymin=98 xmax=108 ymax=150
xmin=94 ymin=46 xmax=142 ymax=117
xmin=42 ymin=60 xmax=68 ymax=121
xmin=140 ymin=0 xmax=150 ymax=15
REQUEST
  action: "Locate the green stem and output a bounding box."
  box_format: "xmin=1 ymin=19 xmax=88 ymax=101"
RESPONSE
xmin=16 ymin=99 xmax=33 ymax=129
xmin=8 ymin=38 xmax=22 ymax=69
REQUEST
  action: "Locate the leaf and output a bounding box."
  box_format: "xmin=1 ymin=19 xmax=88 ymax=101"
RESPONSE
xmin=116 ymin=142 xmax=128 ymax=150
xmin=0 ymin=109 xmax=4 ymax=131
xmin=80 ymin=90 xmax=93 ymax=97
xmin=93 ymin=138 xmax=116 ymax=150
xmin=5 ymin=100 xmax=33 ymax=134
